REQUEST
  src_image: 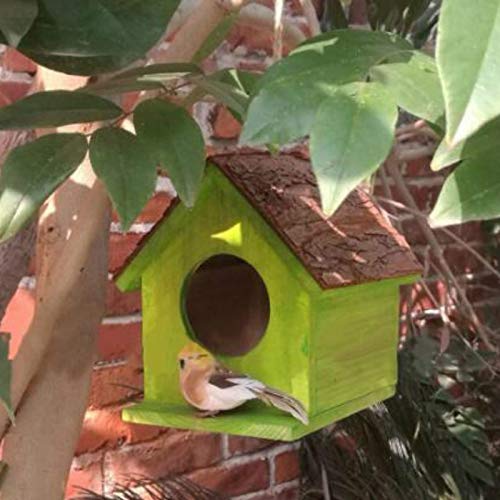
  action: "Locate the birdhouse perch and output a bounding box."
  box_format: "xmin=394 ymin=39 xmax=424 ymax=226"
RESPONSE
xmin=115 ymin=152 xmax=421 ymax=441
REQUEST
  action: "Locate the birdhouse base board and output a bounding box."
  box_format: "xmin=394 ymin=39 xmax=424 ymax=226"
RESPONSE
xmin=122 ymin=385 xmax=395 ymax=441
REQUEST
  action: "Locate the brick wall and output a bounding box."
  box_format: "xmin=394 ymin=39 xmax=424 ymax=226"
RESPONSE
xmin=1 ymin=3 xmax=499 ymax=498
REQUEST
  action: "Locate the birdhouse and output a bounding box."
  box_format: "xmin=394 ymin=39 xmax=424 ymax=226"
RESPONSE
xmin=115 ymin=152 xmax=421 ymax=441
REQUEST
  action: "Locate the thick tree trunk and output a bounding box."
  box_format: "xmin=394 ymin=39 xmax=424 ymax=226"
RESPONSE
xmin=0 ymin=130 xmax=36 ymax=319
xmin=0 ymin=169 xmax=110 ymax=499
xmin=0 ymin=2 xmax=251 ymax=497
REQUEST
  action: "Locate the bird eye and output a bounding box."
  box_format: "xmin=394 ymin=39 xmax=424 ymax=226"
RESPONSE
xmin=179 ymin=359 xmax=185 ymax=369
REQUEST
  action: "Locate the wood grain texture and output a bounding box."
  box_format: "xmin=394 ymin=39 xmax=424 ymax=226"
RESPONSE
xmin=122 ymin=385 xmax=395 ymax=442
xmin=311 ymin=275 xmax=417 ymax=415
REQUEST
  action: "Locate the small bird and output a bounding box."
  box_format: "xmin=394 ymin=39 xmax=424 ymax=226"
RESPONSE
xmin=177 ymin=342 xmax=309 ymax=425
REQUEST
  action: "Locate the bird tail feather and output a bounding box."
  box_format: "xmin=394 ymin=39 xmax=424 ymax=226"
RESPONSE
xmin=251 ymin=386 xmax=309 ymax=425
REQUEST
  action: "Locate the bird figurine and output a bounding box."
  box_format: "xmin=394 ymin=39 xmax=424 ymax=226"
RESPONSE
xmin=177 ymin=342 xmax=309 ymax=425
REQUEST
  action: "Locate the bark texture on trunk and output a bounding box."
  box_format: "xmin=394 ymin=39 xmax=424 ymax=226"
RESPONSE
xmin=0 ymin=172 xmax=110 ymax=498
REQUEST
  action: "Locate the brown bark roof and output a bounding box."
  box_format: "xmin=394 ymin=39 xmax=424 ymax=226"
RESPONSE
xmin=212 ymin=153 xmax=421 ymax=288
xmin=117 ymin=152 xmax=421 ymax=289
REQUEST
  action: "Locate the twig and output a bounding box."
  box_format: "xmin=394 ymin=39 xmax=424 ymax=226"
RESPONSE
xmin=385 ymin=154 xmax=496 ymax=351
xmin=273 ymin=0 xmax=285 ymax=61
xmin=299 ymin=0 xmax=321 ymax=36
xmin=321 ymin=462 xmax=332 ymax=500
xmin=377 ymin=197 xmax=500 ymax=282
xmin=397 ymin=144 xmax=436 ymax=161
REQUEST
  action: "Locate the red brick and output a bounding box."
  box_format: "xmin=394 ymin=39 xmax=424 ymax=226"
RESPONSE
xmin=211 ymin=105 xmax=241 ymax=140
xmin=65 ymin=457 xmax=103 ymax=499
xmin=111 ymin=192 xmax=173 ymax=224
xmin=88 ymin=361 xmax=143 ymax=409
xmin=76 ymin=409 xmax=164 ymax=455
xmin=274 ymin=449 xmax=300 ymax=484
xmin=402 ymin=156 xmax=433 ymax=177
xmin=2 ymin=49 xmax=37 ymax=73
xmin=227 ymin=436 xmax=273 ymax=456
xmin=0 ymin=287 xmax=35 ymax=357
xmin=106 ymin=280 xmax=141 ymax=316
xmin=97 ymin=322 xmax=141 ymax=362
xmin=406 ymin=184 xmax=440 ymax=213
xmin=0 ymin=79 xmax=32 ymax=102
xmin=107 ymin=430 xmax=222 ymax=480
xmin=188 ymin=457 xmax=270 ymax=497
xmin=109 ymin=233 xmax=143 ymax=274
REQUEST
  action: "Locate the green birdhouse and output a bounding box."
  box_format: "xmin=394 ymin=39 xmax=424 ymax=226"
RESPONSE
xmin=115 ymin=152 xmax=421 ymax=441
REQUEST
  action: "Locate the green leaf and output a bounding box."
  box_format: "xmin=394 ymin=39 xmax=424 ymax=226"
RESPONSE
xmin=310 ymin=82 xmax=398 ymax=215
xmin=15 ymin=0 xmax=181 ymax=75
xmin=115 ymin=63 xmax=202 ymax=80
xmin=431 ymin=116 xmax=500 ymax=171
xmin=0 ymin=0 xmax=38 ymax=47
xmin=192 ymin=13 xmax=238 ymax=63
xmin=370 ymin=50 xmax=444 ymax=125
xmin=0 ymin=133 xmax=87 ymax=242
xmin=429 ymin=151 xmax=500 ymax=227
xmin=89 ymin=128 xmax=157 ymax=230
xmin=81 ymin=63 xmax=201 ymax=96
xmin=437 ymin=0 xmax=500 ymax=144
xmin=240 ymin=29 xmax=410 ymax=146
xmin=0 ymin=91 xmax=122 ymax=130
xmin=134 ymin=99 xmax=205 ymax=207
xmin=80 ymin=79 xmax=166 ymax=96
xmin=0 ymin=333 xmax=14 ymax=422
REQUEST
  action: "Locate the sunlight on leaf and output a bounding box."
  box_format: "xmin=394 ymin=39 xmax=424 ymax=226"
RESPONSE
xmin=310 ymin=82 xmax=397 ymax=215
xmin=89 ymin=128 xmax=157 ymax=230
xmin=0 ymin=133 xmax=88 ymax=242
xmin=437 ymin=0 xmax=500 ymax=144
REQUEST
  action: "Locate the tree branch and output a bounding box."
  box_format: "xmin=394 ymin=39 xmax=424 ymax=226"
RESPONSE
xmin=385 ymin=154 xmax=496 ymax=351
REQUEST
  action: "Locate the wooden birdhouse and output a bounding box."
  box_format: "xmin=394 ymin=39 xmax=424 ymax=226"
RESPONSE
xmin=115 ymin=152 xmax=421 ymax=441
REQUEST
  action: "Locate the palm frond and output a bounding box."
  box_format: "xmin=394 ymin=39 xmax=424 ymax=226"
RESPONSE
xmin=71 ymin=474 xmax=226 ymax=500
xmin=300 ymin=344 xmax=495 ymax=500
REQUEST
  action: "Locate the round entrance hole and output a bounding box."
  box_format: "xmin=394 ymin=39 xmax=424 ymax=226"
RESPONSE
xmin=182 ymin=254 xmax=270 ymax=356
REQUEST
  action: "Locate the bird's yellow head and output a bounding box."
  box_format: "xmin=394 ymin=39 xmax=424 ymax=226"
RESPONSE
xmin=177 ymin=342 xmax=215 ymax=371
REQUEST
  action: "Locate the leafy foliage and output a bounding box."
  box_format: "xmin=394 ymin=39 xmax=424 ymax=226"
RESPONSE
xmin=301 ymin=340 xmax=495 ymax=499
xmin=0 ymin=91 xmax=122 ymax=130
xmin=0 ymin=0 xmax=38 ymax=47
xmin=241 ymin=29 xmax=442 ymax=214
xmin=370 ymin=50 xmax=444 ymax=125
xmin=134 ymin=99 xmax=205 ymax=208
xmin=437 ymin=0 xmax=500 ymax=145
xmin=310 ymin=82 xmax=397 ymax=215
xmin=89 ymin=128 xmax=157 ymax=230
xmin=0 ymin=133 xmax=88 ymax=242
xmin=240 ymin=30 xmax=412 ymax=146
xmin=0 ymin=0 xmax=182 ymax=75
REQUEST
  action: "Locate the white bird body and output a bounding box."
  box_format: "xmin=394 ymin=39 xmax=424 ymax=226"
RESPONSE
xmin=178 ymin=342 xmax=309 ymax=425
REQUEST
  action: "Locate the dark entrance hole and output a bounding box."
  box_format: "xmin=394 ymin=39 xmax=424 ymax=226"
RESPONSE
xmin=182 ymin=254 xmax=270 ymax=356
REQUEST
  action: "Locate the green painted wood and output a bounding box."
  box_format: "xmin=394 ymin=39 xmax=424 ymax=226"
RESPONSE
xmin=122 ymin=384 xmax=395 ymax=441
xmin=311 ymin=276 xmax=412 ymax=415
xmin=116 ymin=161 xmax=421 ymax=440
xmin=138 ymin=166 xmax=314 ymax=422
